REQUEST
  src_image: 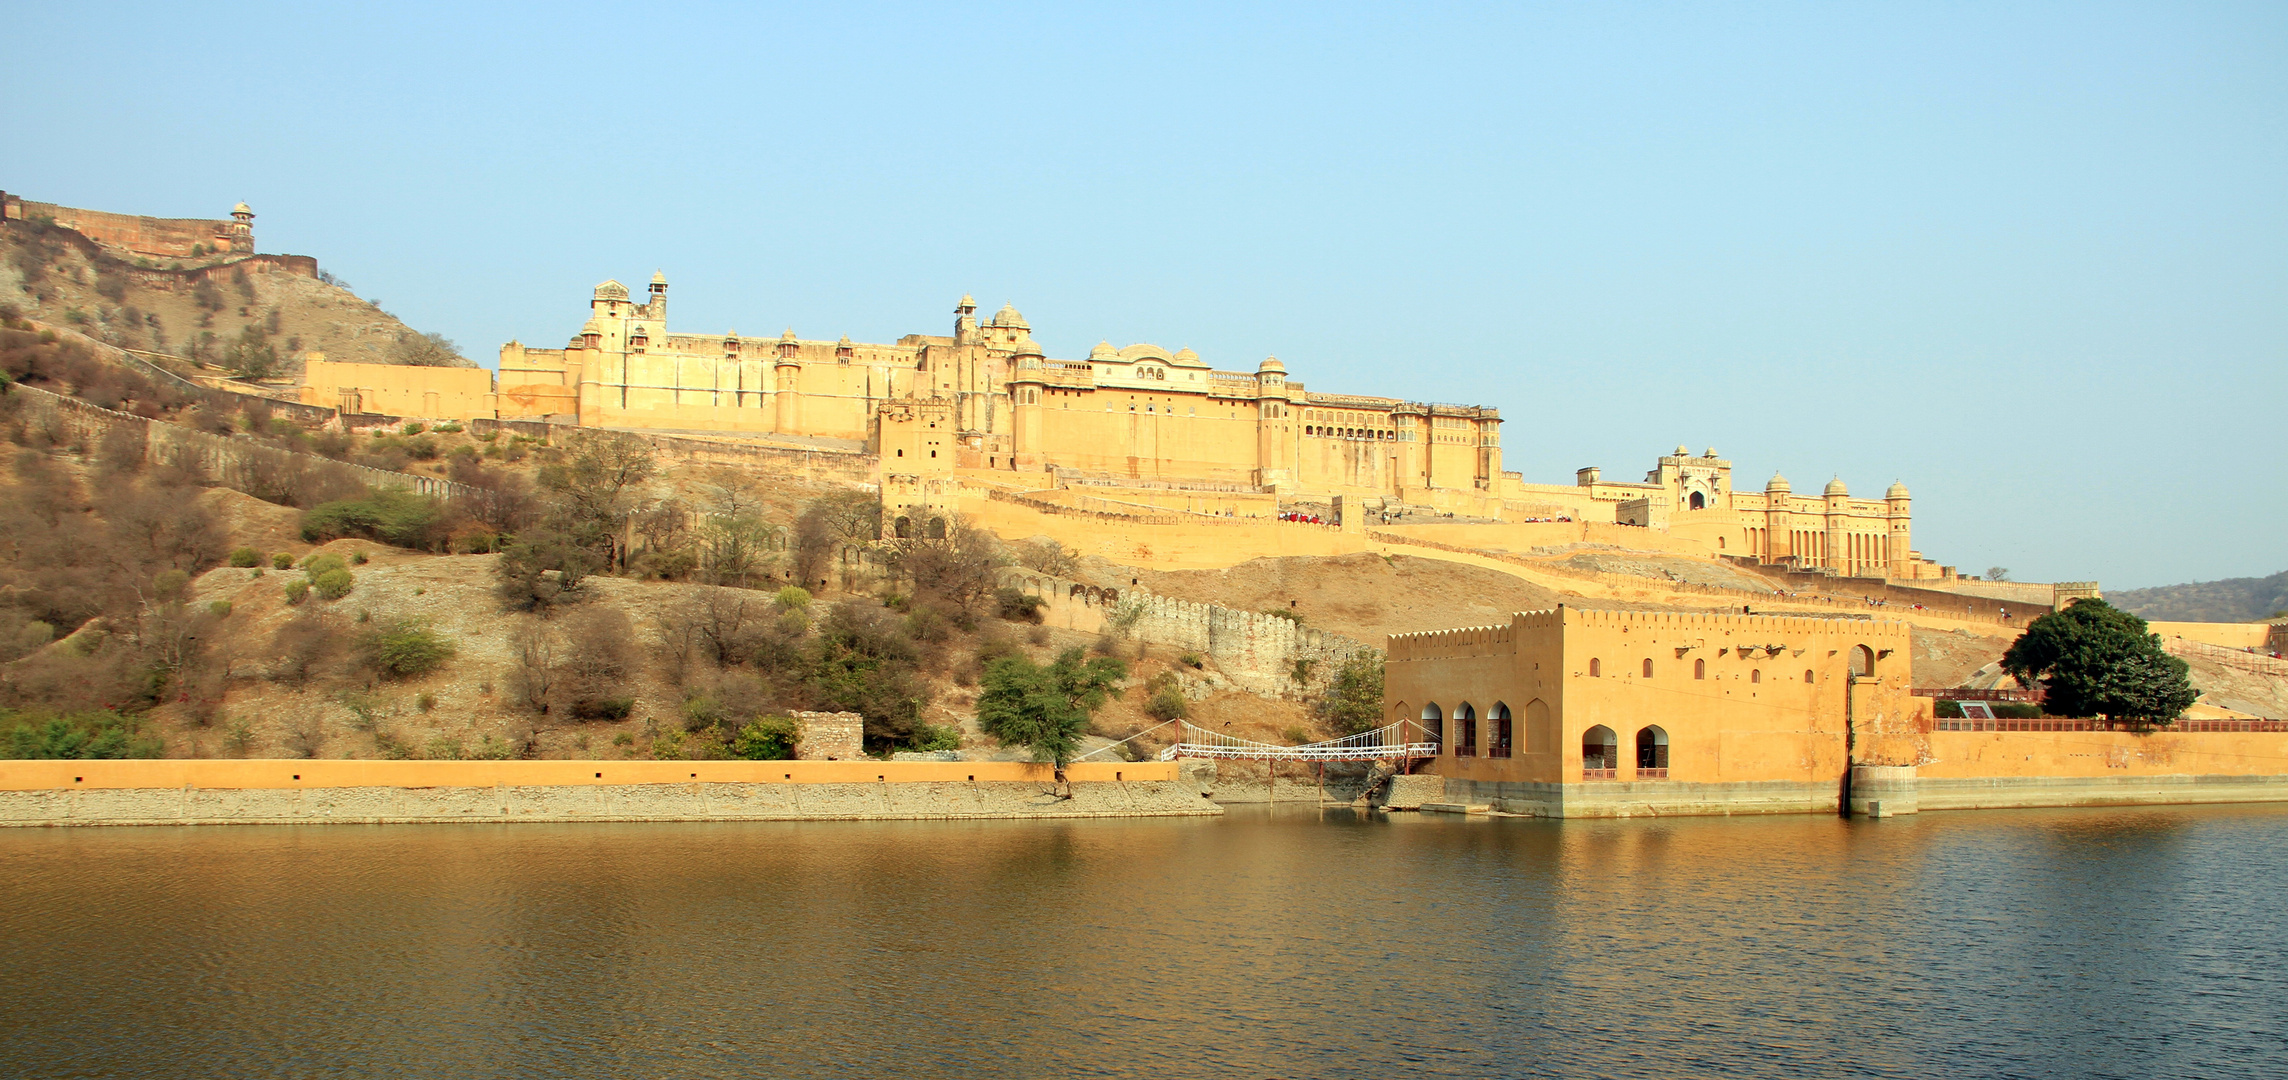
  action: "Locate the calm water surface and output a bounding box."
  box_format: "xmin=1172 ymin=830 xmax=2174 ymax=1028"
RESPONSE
xmin=3 ymin=805 xmax=2286 ymax=1079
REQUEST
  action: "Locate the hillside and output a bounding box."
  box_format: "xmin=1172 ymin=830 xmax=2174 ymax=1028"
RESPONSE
xmin=1 ymin=216 xmax=462 ymax=373
xmin=2110 ymin=571 xmax=2288 ymax=623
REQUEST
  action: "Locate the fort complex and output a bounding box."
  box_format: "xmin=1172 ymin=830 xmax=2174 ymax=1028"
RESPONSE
xmin=452 ymin=275 xmax=1946 ymax=578
xmin=2 ymin=193 xmax=258 ymax=260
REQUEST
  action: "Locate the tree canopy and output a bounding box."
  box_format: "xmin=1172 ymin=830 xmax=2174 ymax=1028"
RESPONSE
xmin=975 ymin=648 xmax=1127 ymax=772
xmin=2000 ymin=599 xmax=2198 ymax=723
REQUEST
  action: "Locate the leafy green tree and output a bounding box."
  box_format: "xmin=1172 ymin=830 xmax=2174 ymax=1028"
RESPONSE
xmin=731 ymin=715 xmax=800 ymax=760
xmin=1 ymin=710 xmax=164 ymax=759
xmin=976 ymin=648 xmax=1128 ymax=776
xmin=2001 ymin=599 xmax=2198 ymax=723
xmin=1315 ymin=654 xmax=1385 ymax=735
xmin=359 ymin=618 xmax=455 ymax=678
xmin=494 ymin=523 xmax=601 ymax=611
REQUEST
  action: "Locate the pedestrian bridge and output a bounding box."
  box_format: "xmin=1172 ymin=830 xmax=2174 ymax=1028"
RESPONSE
xmin=1155 ymin=720 xmax=1436 ymax=762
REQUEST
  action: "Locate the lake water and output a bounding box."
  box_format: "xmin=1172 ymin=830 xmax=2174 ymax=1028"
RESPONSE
xmin=3 ymin=805 xmax=2285 ymax=1079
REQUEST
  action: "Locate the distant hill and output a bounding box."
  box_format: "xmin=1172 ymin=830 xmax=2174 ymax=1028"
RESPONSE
xmin=2110 ymin=571 xmax=2288 ymax=624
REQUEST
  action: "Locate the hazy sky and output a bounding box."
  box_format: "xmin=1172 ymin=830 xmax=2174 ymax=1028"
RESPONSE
xmin=6 ymin=2 xmax=2282 ymax=589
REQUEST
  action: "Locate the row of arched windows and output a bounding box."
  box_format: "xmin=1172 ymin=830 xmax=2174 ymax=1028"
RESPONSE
xmin=1412 ymin=702 xmax=1671 ymax=779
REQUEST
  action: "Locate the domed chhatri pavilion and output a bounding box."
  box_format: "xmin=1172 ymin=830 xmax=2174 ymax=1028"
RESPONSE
xmin=493 ymin=276 xmax=1938 ymax=579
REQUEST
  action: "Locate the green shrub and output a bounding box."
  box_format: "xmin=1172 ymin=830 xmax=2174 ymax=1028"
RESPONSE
xmin=272 ymin=552 xmax=295 ymax=570
xmin=1 ymin=709 xmax=164 ymax=759
xmin=284 ymin=578 xmax=310 ymax=605
xmin=153 ymin=569 xmax=190 ymax=603
xmin=350 ymin=550 xmax=369 ymax=565
xmin=470 ymin=735 xmax=514 ymax=760
xmin=300 ymin=490 xmax=448 ymax=549
xmin=909 ymin=722 xmax=962 ymax=752
xmin=228 ymin=547 xmax=262 ymax=568
xmin=435 ymin=421 xmax=462 ymax=434
xmin=775 ymin=586 xmax=812 ymax=611
xmin=207 ymin=601 xmax=232 ymax=619
xmin=570 ymin=696 xmax=635 ymax=722
xmin=302 ymin=552 xmax=347 ymax=574
xmin=311 ymin=567 xmax=355 ymax=600
xmin=995 ymin=587 xmax=1046 ymax=624
xmin=417 ymin=692 xmax=436 ymax=713
xmin=731 ymin=715 xmax=800 ymax=760
xmin=1144 ymin=683 xmax=1189 ymax=723
xmin=1179 ymin=652 xmax=1205 ymax=669
xmin=359 ymin=618 xmax=455 ymax=678
xmin=400 ymin=421 xmax=425 ymax=436
xmin=612 ymin=732 xmax=635 ymax=747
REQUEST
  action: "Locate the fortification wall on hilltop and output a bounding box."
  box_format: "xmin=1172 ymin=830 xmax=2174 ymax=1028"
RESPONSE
xmin=1007 ymin=570 xmax=1376 ymax=694
xmin=3 ymin=194 xmax=245 ymax=259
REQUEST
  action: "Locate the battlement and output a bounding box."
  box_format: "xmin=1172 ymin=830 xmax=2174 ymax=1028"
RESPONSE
xmin=3 ymin=192 xmax=254 ymax=259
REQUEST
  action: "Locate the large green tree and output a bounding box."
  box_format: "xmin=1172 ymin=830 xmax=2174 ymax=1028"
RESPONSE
xmin=976 ymin=648 xmax=1128 ymax=776
xmin=2000 ymin=599 xmax=2198 ymax=723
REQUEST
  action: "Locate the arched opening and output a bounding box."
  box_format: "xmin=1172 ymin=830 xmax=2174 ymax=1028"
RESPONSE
xmin=1636 ymin=726 xmax=1669 ymax=778
xmin=1694 ymin=658 xmax=1706 ymax=680
xmin=1589 ymin=658 xmax=1602 ymax=677
xmin=1524 ymin=699 xmax=1553 ymax=754
xmin=1751 ymin=669 xmax=1762 ymax=684
xmin=1488 ymin=702 xmax=1513 ymax=758
xmin=1454 ymin=702 xmax=1478 ymax=757
xmin=924 ymin=516 xmax=947 ymax=540
xmin=1582 ymin=725 xmax=1618 ymax=778
xmin=1689 ymin=491 xmax=1706 ymax=510
xmin=1717 ymin=535 xmax=1727 ymax=549
xmin=1642 ymin=658 xmax=1654 ymax=678
xmin=1420 ymin=703 xmax=1443 ymax=753
xmin=1805 ymin=669 xmax=1816 ymax=683
xmin=893 ymin=516 xmax=912 ymax=539
xmin=1850 ymin=645 xmax=1876 ymax=678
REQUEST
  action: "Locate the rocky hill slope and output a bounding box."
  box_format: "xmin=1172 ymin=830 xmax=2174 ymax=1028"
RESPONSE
xmin=2 ymin=217 xmax=464 ymax=373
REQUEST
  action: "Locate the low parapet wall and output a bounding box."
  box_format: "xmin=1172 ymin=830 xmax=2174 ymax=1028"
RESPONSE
xmin=0 ymin=760 xmax=1212 ymax=826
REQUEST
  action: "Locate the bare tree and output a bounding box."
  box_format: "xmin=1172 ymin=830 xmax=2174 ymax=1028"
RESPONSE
xmin=387 ymin=331 xmax=472 ymax=368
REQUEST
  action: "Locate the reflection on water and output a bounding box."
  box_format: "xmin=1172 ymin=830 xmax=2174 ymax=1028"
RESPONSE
xmin=3 ymin=805 xmax=2285 ymax=1078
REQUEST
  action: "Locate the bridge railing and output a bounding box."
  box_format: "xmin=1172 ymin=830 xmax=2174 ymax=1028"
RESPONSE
xmin=1157 ymin=720 xmax=1437 ymax=762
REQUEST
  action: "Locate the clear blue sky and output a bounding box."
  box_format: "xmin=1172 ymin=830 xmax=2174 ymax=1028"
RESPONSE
xmin=7 ymin=2 xmax=2282 ymax=589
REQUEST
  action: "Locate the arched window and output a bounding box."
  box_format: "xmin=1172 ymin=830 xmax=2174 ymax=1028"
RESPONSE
xmin=1589 ymin=658 xmax=1602 ymax=677
xmin=1582 ymin=725 xmax=1618 ymax=778
xmin=1717 ymin=536 xmax=1727 ymax=549
xmin=1454 ymin=702 xmax=1478 ymax=757
xmin=1751 ymin=669 xmax=1762 ymax=684
xmin=1805 ymin=669 xmax=1815 ymax=684
xmin=1689 ymin=491 xmax=1706 ymax=510
xmin=1850 ymin=645 xmax=1876 ymax=678
xmin=1642 ymin=658 xmax=1654 ymax=678
xmin=894 ymin=516 xmax=912 ymax=539
xmin=925 ymin=517 xmax=947 ymax=540
xmin=1636 ymin=726 xmax=1669 ymax=777
xmin=1694 ymin=658 xmax=1706 ymax=679
xmin=1488 ymin=702 xmax=1513 ymax=758
xmin=1525 ymin=699 xmax=1553 ymax=754
xmin=1420 ymin=703 xmax=1443 ymax=753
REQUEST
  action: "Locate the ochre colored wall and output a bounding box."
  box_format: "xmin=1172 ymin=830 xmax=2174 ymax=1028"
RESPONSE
xmin=0 ymin=759 xmax=1172 ymax=791
xmin=299 ymin=360 xmax=495 ymax=420
xmin=1921 ymin=730 xmax=2288 ymax=780
xmin=2148 ymin=622 xmax=2272 ymax=650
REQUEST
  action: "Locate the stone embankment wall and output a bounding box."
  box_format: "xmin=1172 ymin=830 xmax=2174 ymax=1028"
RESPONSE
xmin=1007 ymin=570 xmax=1377 ymax=694
xmin=0 ymin=760 xmax=1215 ymax=826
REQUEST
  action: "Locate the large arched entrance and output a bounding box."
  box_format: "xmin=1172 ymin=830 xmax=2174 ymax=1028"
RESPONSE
xmin=1636 ymin=725 xmax=1669 ymax=779
xmin=1582 ymin=725 xmax=1618 ymax=778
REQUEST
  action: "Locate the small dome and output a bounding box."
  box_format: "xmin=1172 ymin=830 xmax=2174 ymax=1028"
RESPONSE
xmin=1088 ymin=341 xmax=1117 ymax=360
xmin=1173 ymin=347 xmax=1200 ymax=364
xmin=1704 ymin=447 xmax=1718 ymax=458
xmin=594 ymin=280 xmax=629 ymax=301
xmin=581 ymin=318 xmax=603 ymax=332
xmin=1258 ymin=356 xmax=1286 ymax=373
xmin=1675 ymin=444 xmax=1689 ymax=456
xmin=1886 ymin=481 xmax=1910 ymax=499
xmin=651 ymin=270 xmax=667 ymax=285
xmin=991 ymin=303 xmax=1029 ymax=330
xmin=232 ymin=202 xmax=252 ymax=214
xmin=780 ymin=328 xmax=798 ymax=341
xmin=1824 ymin=477 xmax=1848 ymax=496
xmin=1766 ymin=473 xmax=1791 ymax=493
xmin=837 ymin=335 xmax=853 ymax=346
xmin=958 ymin=294 xmax=976 ymax=308
xmin=1012 ymin=337 xmax=1044 ymax=358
